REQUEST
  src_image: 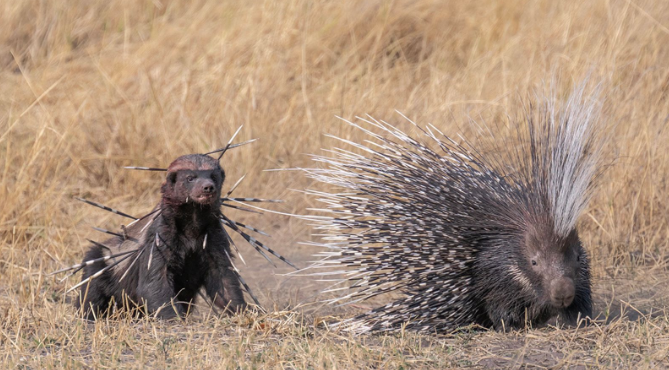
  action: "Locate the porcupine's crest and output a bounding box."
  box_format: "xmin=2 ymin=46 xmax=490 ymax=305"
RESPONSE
xmin=302 ymin=81 xmax=603 ymax=333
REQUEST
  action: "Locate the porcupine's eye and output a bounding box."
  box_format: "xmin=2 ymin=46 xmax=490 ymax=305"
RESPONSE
xmin=187 ymin=175 xmax=196 ymax=183
xmin=531 ymin=260 xmax=537 ymax=266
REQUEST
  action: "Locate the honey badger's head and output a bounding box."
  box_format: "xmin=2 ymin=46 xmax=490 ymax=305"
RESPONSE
xmin=161 ymin=154 xmax=224 ymax=206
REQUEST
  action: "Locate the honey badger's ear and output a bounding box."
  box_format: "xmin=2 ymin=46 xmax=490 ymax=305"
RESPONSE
xmin=161 ymin=171 xmax=177 ymax=194
xmin=220 ymin=168 xmax=226 ymax=183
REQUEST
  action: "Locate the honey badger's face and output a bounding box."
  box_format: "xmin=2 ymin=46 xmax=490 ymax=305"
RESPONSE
xmin=521 ymin=227 xmax=584 ymax=309
xmin=169 ymin=169 xmax=223 ymax=205
xmin=161 ymin=154 xmax=225 ymax=206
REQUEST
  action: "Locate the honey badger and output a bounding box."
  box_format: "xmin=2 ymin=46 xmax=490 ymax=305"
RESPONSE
xmin=76 ymin=154 xmax=244 ymax=319
xmin=54 ymin=146 xmax=296 ymax=319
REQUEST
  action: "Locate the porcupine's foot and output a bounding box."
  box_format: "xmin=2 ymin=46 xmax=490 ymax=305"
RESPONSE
xmin=559 ymin=299 xmax=592 ymax=328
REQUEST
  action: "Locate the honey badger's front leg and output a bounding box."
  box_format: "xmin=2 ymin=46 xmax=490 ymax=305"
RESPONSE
xmin=136 ymin=257 xmax=186 ymax=319
xmin=204 ymin=230 xmax=247 ymax=313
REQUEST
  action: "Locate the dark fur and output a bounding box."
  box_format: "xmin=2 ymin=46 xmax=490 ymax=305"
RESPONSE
xmin=473 ymin=225 xmax=592 ymax=330
xmin=76 ymin=154 xmax=246 ymax=319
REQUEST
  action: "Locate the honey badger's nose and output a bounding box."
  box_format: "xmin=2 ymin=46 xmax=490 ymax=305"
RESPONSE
xmin=550 ymin=277 xmax=575 ymax=308
xmin=202 ymin=180 xmax=215 ymax=194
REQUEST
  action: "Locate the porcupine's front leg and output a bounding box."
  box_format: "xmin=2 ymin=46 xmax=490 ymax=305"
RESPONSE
xmin=204 ymin=232 xmax=247 ymax=314
xmin=560 ymin=252 xmax=593 ymax=327
xmin=560 ymin=285 xmax=592 ymax=327
xmin=487 ymin=303 xmax=525 ymax=331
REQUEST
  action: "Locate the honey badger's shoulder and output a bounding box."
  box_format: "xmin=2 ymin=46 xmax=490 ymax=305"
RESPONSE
xmin=74 ymin=222 xmax=149 ymax=317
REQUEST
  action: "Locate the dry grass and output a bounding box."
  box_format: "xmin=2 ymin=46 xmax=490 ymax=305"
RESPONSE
xmin=1 ymin=0 xmax=669 ymax=368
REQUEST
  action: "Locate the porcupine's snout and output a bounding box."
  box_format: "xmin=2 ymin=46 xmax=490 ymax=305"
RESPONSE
xmin=549 ymin=277 xmax=575 ymax=308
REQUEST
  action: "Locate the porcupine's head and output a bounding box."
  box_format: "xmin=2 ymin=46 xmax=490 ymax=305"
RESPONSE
xmin=516 ymin=218 xmax=586 ymax=310
xmin=495 ymin=84 xmax=601 ymax=313
xmin=160 ymin=154 xmax=225 ymax=206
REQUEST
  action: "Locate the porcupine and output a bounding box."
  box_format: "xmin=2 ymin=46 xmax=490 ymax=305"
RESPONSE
xmin=302 ymin=82 xmax=604 ymax=333
xmin=51 ymin=130 xmax=297 ymax=319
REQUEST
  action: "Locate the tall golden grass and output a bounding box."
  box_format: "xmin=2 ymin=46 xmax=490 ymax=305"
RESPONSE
xmin=1 ymin=0 xmax=668 ymax=368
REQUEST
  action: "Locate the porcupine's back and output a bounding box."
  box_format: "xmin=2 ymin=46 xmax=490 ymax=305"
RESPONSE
xmin=302 ymin=80 xmax=604 ymax=333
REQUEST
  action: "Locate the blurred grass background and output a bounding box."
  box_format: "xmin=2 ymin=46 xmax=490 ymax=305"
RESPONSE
xmin=0 ymin=0 xmax=668 ymax=368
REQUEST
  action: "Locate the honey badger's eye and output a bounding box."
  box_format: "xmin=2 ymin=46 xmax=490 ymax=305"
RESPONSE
xmin=187 ymin=175 xmax=196 ymax=182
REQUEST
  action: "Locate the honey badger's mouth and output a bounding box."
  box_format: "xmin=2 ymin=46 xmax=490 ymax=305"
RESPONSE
xmin=191 ymin=193 xmax=216 ymax=204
